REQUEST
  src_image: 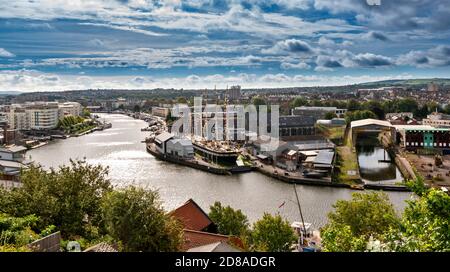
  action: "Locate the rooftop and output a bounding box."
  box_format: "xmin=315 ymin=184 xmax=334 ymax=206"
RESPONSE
xmin=169 ymin=199 xmax=213 ymax=232
xmin=351 ymin=118 xmax=393 ymax=129
xmin=313 ymin=150 xmax=335 ymax=166
xmin=182 ymin=229 xmax=242 ymax=251
xmin=155 ymin=132 xmax=174 ymax=144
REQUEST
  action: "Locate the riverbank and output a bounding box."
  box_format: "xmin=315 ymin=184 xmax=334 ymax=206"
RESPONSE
xmin=146 ymin=140 xmax=410 ymax=191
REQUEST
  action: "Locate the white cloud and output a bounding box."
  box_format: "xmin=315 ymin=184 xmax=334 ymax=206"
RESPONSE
xmin=0 ymin=48 xmax=15 ymax=58
xmin=0 ymin=69 xmax=417 ymax=92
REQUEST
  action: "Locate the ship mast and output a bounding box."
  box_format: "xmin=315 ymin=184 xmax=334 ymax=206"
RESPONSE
xmin=293 ymin=184 xmax=308 ymax=246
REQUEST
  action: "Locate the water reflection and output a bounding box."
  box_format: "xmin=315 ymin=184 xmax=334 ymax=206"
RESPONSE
xmin=356 ymin=133 xmax=403 ymax=184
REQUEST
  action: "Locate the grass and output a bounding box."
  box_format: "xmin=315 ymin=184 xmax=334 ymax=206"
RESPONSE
xmin=334 ymin=127 xmax=361 ymax=185
xmin=316 ymin=124 xmax=346 ymax=145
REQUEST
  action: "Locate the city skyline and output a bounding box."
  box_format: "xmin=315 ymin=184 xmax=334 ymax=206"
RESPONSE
xmin=0 ymin=0 xmax=449 ymax=92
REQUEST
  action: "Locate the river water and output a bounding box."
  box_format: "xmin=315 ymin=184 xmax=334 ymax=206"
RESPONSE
xmin=356 ymin=134 xmax=403 ymax=185
xmin=26 ymin=114 xmax=411 ymax=228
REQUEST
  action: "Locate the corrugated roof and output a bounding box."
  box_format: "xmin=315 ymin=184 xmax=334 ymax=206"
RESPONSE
xmin=279 ymin=115 xmax=316 ymax=127
xmin=351 ymin=119 xmax=392 ymax=128
xmin=314 ymin=150 xmax=335 ymax=166
xmin=0 ymin=145 xmax=27 ymax=153
xmin=155 ymin=132 xmax=174 ymax=144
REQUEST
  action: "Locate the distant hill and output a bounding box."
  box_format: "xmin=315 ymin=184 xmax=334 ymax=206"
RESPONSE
xmin=358 ymin=78 xmax=450 ymax=88
xmin=0 ymin=91 xmax=21 ymax=96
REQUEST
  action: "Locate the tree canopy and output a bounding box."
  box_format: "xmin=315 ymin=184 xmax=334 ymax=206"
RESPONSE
xmin=101 ymin=186 xmax=183 ymax=252
xmin=250 ymin=213 xmax=297 ymax=252
xmin=208 ymin=201 xmax=249 ymax=236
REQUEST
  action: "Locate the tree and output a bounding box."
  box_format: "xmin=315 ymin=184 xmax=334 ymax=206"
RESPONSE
xmin=0 ymin=160 xmax=112 ymax=238
xmin=324 ymin=112 xmax=337 ymax=120
xmin=208 ymin=202 xmax=249 ymax=236
xmin=252 ymin=97 xmax=266 ymax=107
xmin=133 ymin=105 xmax=141 ymax=112
xmin=344 ymin=110 xmax=378 ymax=123
xmin=384 ymin=178 xmax=450 ymax=252
xmin=321 ymin=192 xmax=400 ymax=252
xmin=101 ymin=186 xmax=183 ymax=252
xmin=250 ymin=213 xmax=297 ymax=252
xmin=291 ymin=97 xmax=308 ymax=108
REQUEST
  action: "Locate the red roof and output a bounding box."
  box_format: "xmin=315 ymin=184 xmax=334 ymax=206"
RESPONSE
xmin=182 ymin=229 xmax=243 ymax=251
xmin=169 ymin=199 xmax=213 ymax=231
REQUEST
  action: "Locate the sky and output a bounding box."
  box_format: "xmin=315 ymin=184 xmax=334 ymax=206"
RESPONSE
xmin=0 ymin=0 xmax=449 ymax=92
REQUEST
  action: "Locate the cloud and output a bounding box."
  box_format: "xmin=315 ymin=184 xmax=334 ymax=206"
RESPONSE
xmin=351 ymin=53 xmax=393 ymax=67
xmin=281 ymin=61 xmax=310 ymax=70
xmin=262 ymin=39 xmax=313 ymax=55
xmin=0 ymin=69 xmax=418 ymax=91
xmin=397 ymin=45 xmax=450 ymax=67
xmin=364 ymin=31 xmax=389 ymax=41
xmin=0 ymin=48 xmax=15 ymax=58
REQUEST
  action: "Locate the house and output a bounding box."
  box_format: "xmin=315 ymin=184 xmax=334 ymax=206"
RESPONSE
xmin=154 ymin=132 xmax=174 ymax=154
xmin=169 ymin=199 xmax=216 ymax=232
xmin=0 ymin=145 xmax=29 ymax=185
xmin=166 ymin=138 xmax=194 ymax=158
xmin=170 ymin=199 xmax=244 ymax=252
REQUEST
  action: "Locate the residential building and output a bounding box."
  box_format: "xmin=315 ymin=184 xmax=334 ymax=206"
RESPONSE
xmin=0 ymin=102 xmax=83 ymax=131
xmin=58 ymin=102 xmax=82 ymax=119
xmin=152 ymin=107 xmax=170 ymax=118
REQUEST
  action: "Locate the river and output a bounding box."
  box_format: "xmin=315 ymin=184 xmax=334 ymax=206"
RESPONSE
xmin=26 ymin=114 xmax=411 ymax=228
xmin=356 ymin=133 xmax=403 ymax=185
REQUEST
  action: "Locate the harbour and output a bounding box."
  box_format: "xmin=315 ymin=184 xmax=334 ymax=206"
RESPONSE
xmin=26 ymin=113 xmax=412 ymax=228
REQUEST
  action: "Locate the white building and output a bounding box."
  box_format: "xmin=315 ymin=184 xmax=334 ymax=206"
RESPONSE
xmin=58 ymin=102 xmax=82 ymax=119
xmin=166 ymin=138 xmax=194 ymax=158
xmin=1 ymin=102 xmax=83 ymax=131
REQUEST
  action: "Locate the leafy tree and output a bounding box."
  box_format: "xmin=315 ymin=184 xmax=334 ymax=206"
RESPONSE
xmin=344 ymin=110 xmax=378 ymax=123
xmin=321 ymin=192 xmax=400 ymax=252
xmin=208 ymin=202 xmax=249 ymax=236
xmin=252 ymin=97 xmax=266 ymax=107
xmin=291 ymin=97 xmax=308 ymax=108
xmin=324 ymin=112 xmax=337 ymax=120
xmin=101 ymin=186 xmax=183 ymax=252
xmin=133 ymin=105 xmax=141 ymax=112
xmin=383 ymin=178 xmax=450 ymax=252
xmin=0 ymin=160 xmax=112 ymax=238
xmin=346 ymin=99 xmax=361 ymax=111
xmin=397 ymin=98 xmax=418 ymax=113
xmin=250 ymin=213 xmax=297 ymax=252
xmin=176 ymin=97 xmax=187 ymax=104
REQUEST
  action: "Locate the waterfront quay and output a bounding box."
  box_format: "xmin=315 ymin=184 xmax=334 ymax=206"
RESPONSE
xmin=25 ymin=113 xmax=411 ymax=228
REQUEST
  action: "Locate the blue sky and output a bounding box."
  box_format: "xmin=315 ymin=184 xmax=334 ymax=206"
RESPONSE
xmin=0 ymin=0 xmax=449 ymax=92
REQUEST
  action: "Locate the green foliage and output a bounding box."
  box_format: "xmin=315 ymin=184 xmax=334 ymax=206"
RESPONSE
xmin=0 ymin=213 xmax=40 ymax=247
xmin=0 ymin=160 xmax=112 ymax=239
xmin=384 ymin=188 xmax=450 ymax=252
xmin=321 ymin=192 xmax=400 ymax=252
xmin=251 ymin=96 xmax=266 ymax=107
xmin=320 ymin=224 xmax=367 ymax=252
xmin=101 ymin=186 xmax=183 ymax=252
xmin=82 ymin=108 xmax=91 ymax=118
xmin=345 ymin=110 xmax=378 ymax=123
xmin=249 ymin=213 xmax=297 ymax=252
xmin=324 ymin=112 xmax=337 ymax=120
xmin=291 ymin=97 xmax=308 ymax=108
xmin=209 ymin=201 xmax=250 ymax=236
xmin=58 ymin=115 xmax=95 ymax=134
